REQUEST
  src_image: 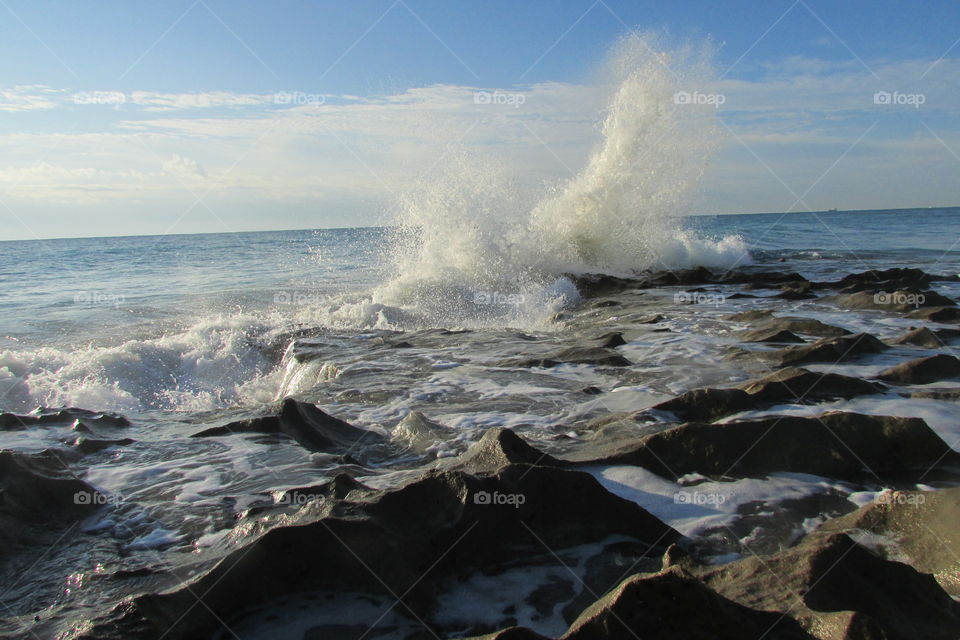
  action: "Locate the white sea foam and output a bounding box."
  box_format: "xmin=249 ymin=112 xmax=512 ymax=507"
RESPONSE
xmin=370 ymin=33 xmax=747 ymax=327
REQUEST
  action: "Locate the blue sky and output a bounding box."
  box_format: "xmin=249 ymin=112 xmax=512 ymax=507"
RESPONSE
xmin=2 ymin=0 xmax=959 ymax=239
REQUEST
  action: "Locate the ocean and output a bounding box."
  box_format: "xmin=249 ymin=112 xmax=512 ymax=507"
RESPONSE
xmin=4 ymin=208 xmax=959 ymax=415
xmin=3 ymin=207 xmax=960 ymax=638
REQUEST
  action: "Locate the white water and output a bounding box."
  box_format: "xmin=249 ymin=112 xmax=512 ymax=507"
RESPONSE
xmin=375 ymin=33 xmax=747 ymax=326
xmin=0 ymin=34 xmax=750 ymax=414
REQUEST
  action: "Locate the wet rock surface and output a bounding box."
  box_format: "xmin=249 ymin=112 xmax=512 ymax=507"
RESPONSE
xmin=8 ymin=266 xmax=960 ymax=640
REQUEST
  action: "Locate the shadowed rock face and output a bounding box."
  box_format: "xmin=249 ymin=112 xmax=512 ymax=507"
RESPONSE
xmin=746 ymin=316 xmax=851 ymax=338
xmin=90 ymin=458 xmax=680 ymax=640
xmin=644 ymin=368 xmax=883 ymax=424
xmin=830 ymin=289 xmax=955 ymax=311
xmin=0 ymin=450 xmax=102 ymax=522
xmin=474 ymin=532 xmax=960 ymax=640
xmin=0 ymin=407 xmax=130 ymax=430
xmin=758 ymin=333 xmax=888 ymax=367
xmin=906 ymin=306 xmax=960 ymax=322
xmin=699 ymin=533 xmax=960 ymax=640
xmin=651 ymin=388 xmax=755 ymax=423
xmin=817 ymin=488 xmax=960 ymax=597
xmin=564 ymin=412 xmax=959 ymax=481
xmin=560 ymin=566 xmax=813 ymax=640
xmin=736 ymin=367 xmax=884 ymax=401
xmin=740 ymin=328 xmax=806 ymax=343
xmin=191 ymin=397 xmax=385 ymax=453
xmin=890 ymin=326 xmax=944 ymax=348
xmin=878 ymin=353 xmax=960 ymax=384
xmin=500 ymin=347 xmax=631 ymax=368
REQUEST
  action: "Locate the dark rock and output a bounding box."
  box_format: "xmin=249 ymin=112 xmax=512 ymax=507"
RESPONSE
xmin=0 ymin=407 xmax=130 ymax=430
xmin=580 ymin=386 xmax=603 ymax=395
xmin=455 ymin=427 xmax=564 ymax=473
xmin=737 ymin=367 xmax=884 ymax=402
xmin=817 ymin=488 xmax=960 ymax=597
xmin=651 ymin=388 xmax=754 ymax=423
xmin=567 ymin=412 xmax=959 ymax=481
xmin=726 ymin=309 xmax=773 ymax=322
xmin=390 ymin=341 xmax=414 ymax=349
xmin=878 ymin=354 xmax=960 ymax=384
xmin=503 ymin=348 xmax=631 ymax=368
xmin=760 ymin=333 xmax=887 ymax=367
xmin=635 ymin=314 xmax=664 ymax=324
xmin=552 ymin=347 xmax=631 ymax=367
xmin=700 ymin=532 xmax=960 ymax=640
xmin=721 ymin=271 xmax=809 ymax=286
xmin=907 ymin=306 xmax=960 ymax=323
xmin=751 ymin=316 xmax=851 ymax=338
xmin=830 ymin=289 xmax=954 ymax=311
xmin=910 ymin=388 xmax=960 ymax=400
xmin=73 ymin=437 xmax=135 ymax=455
xmin=776 ymin=282 xmax=817 ymax=300
xmin=562 ymin=566 xmax=812 ymax=640
xmin=593 ymin=332 xmax=626 ymax=348
xmin=123 ymin=463 xmax=680 ymax=640
xmin=464 ymin=629 xmax=549 ymax=640
xmin=646 ymin=267 xmax=718 ymax=286
xmin=588 ymin=299 xmax=621 ymax=308
xmin=0 ymin=450 xmax=103 ymax=521
xmin=564 ymin=273 xmax=645 ymax=298
xmin=740 ymin=329 xmax=806 ymax=343
xmin=191 ymin=398 xmax=384 ymax=453
xmin=890 ymin=327 xmax=944 ymax=348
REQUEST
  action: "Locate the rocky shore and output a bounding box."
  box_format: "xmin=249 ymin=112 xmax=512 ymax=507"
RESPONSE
xmin=2 ymin=266 xmax=960 ymax=640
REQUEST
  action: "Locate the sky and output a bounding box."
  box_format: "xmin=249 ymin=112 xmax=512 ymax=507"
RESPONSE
xmin=1 ymin=0 xmax=959 ymax=240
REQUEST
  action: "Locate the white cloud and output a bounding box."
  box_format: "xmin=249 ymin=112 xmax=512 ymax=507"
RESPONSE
xmin=0 ymin=54 xmax=958 ymax=230
xmin=0 ymin=85 xmax=63 ymax=112
xmin=162 ymin=154 xmax=206 ymax=179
